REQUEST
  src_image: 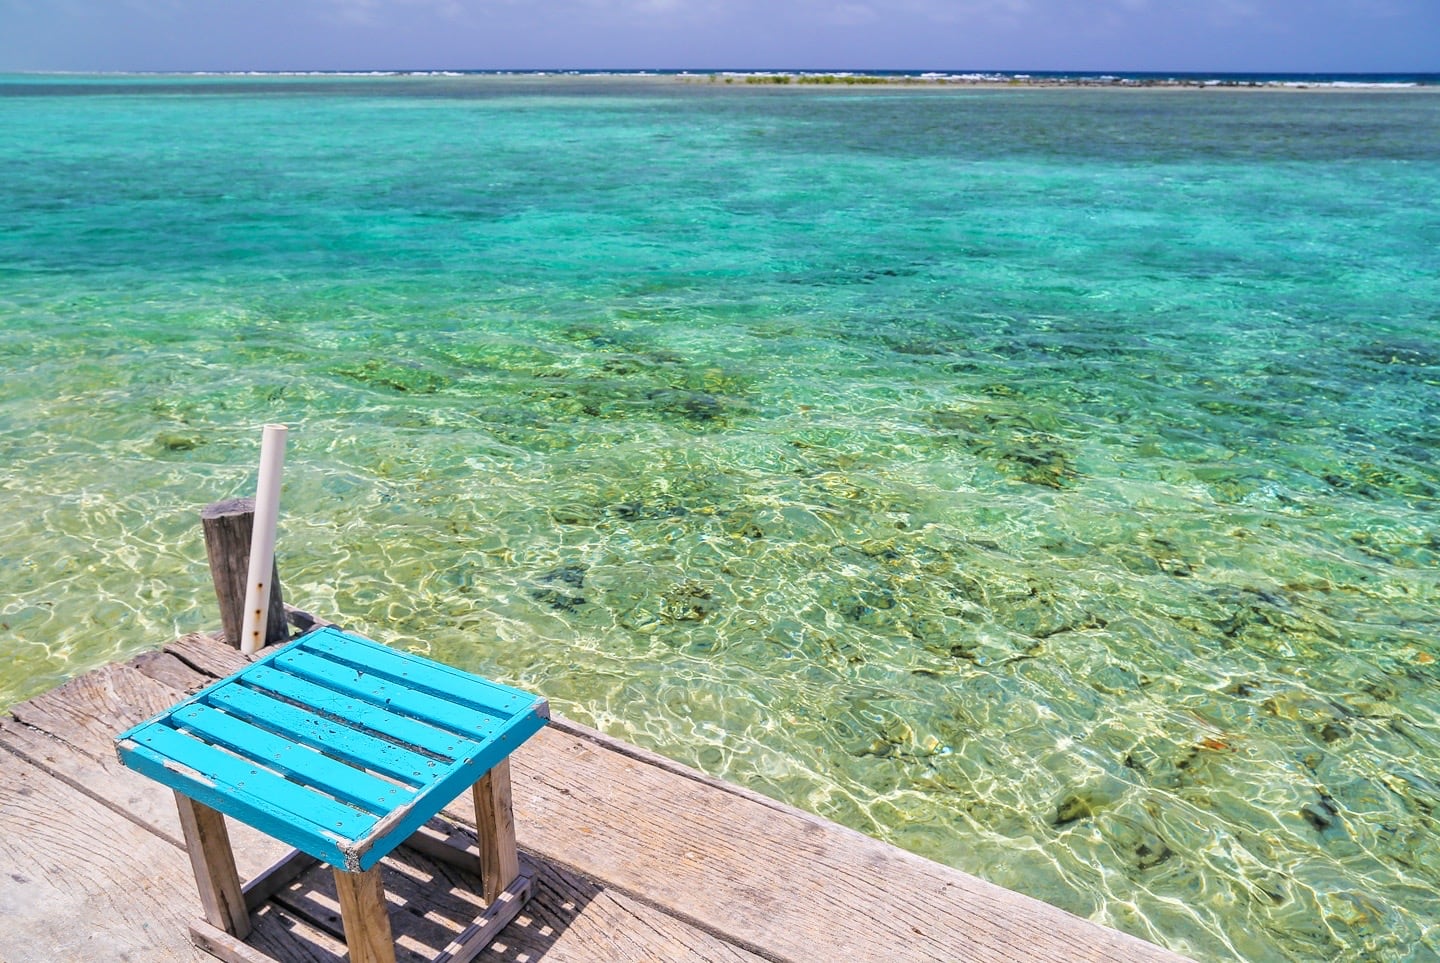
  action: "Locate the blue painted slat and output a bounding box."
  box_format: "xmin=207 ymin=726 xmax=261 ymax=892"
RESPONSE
xmin=355 ymin=702 xmax=550 ymax=869
xmin=119 ymin=738 xmax=350 ymax=869
xmin=242 ymin=663 xmax=464 ymax=760
xmin=208 ymin=682 xmax=442 ymax=786
xmin=174 ymin=702 xmax=414 ymax=814
xmin=127 ymin=724 xmax=375 ymax=839
xmin=304 ymin=629 xmax=537 ymax=717
xmin=275 ymin=647 xmax=507 ymax=741
xmin=116 ymin=625 xmax=549 ymax=870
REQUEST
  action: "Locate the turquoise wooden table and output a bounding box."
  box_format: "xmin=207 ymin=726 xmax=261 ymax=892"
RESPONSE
xmin=116 ymin=625 xmax=549 ymax=963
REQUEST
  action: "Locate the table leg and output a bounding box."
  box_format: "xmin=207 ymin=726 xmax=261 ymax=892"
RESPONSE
xmin=174 ymin=791 xmax=251 ymax=939
xmin=472 ymin=759 xmax=519 ymax=903
xmin=332 ymin=866 xmax=397 ymax=963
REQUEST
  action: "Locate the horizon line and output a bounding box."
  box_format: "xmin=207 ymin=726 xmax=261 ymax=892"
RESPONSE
xmin=6 ymin=66 xmax=1440 ymax=77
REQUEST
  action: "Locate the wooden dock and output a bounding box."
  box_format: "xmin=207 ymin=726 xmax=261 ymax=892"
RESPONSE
xmin=0 ymin=630 xmax=1191 ymax=963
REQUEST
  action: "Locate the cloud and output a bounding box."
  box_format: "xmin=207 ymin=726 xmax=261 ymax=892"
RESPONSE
xmin=821 ymin=3 xmax=879 ymax=27
xmin=566 ymin=0 xmax=729 ymax=18
xmin=1204 ymin=0 xmax=1260 ymax=26
xmin=321 ymin=0 xmax=381 ymax=26
xmin=899 ymin=0 xmax=1033 ymax=23
xmin=317 ymin=0 xmax=472 ymax=28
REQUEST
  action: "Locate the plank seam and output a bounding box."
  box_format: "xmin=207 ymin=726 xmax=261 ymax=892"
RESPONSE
xmin=548 ymin=717 xmax=816 ymax=821
xmin=516 ymin=845 xmax=797 ymax=963
xmin=0 ymin=727 xmax=188 ymax=852
xmin=164 ymin=635 xmax=250 ymax=680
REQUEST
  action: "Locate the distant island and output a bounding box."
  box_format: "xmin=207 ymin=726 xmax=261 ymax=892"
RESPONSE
xmin=61 ymin=68 xmax=1440 ymax=90
xmin=688 ymin=70 xmax=1436 ymax=89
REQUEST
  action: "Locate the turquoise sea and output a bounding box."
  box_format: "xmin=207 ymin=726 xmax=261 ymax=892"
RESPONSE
xmin=2 ymin=74 xmax=1438 ymax=962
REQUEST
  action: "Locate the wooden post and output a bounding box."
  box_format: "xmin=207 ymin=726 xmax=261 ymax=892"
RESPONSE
xmin=175 ymin=792 xmax=251 ymax=939
xmin=332 ymin=867 xmax=397 ymax=963
xmin=473 ymin=760 xmax=520 ymax=903
xmin=202 ymin=497 xmax=287 ymax=650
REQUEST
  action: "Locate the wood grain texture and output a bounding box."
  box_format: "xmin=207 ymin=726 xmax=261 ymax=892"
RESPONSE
xmin=0 ymin=747 xmax=203 ymax=962
xmin=467 ymin=724 xmax=1192 ymax=963
xmin=176 ymin=793 xmax=252 ymax=938
xmin=275 ymin=830 xmax=770 ymax=962
xmin=332 ymin=867 xmax=398 ymax=963
xmin=189 ymin=919 xmax=278 ymax=963
xmin=0 ymin=714 xmax=187 ymax=849
xmin=0 ymin=748 xmax=332 ymax=963
xmin=244 ymin=848 xmax=322 ymax=911
xmin=472 ymin=761 xmax=519 ymax=903
xmin=166 ymin=631 xmax=254 ymax=678
xmin=131 ymin=650 xmax=212 ymax=695
xmin=0 ymin=661 xmax=292 ymax=881
xmin=201 ymin=498 xmax=288 ymax=650
xmin=190 ymin=903 xmax=351 ymax=963
xmin=431 ymin=869 xmax=531 ymax=963
xmin=245 ymin=903 xmax=350 ymax=963
xmin=0 ymin=659 xmax=218 ymax=851
xmin=11 ymin=658 xmax=196 ymax=753
xmin=514 ymin=857 xmax=770 ymax=963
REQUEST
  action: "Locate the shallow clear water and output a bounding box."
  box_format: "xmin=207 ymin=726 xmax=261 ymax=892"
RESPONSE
xmin=2 ymin=75 xmax=1438 ymax=962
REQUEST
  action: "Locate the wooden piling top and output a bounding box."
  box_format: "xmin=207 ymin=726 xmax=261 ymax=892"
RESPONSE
xmin=0 ymin=629 xmax=1193 ymax=963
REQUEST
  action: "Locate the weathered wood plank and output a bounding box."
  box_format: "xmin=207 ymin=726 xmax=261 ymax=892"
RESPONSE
xmin=462 ymin=721 xmax=1190 ymax=963
xmin=165 ymin=630 xmax=254 ymax=678
xmin=0 ymin=661 xmax=296 ymax=881
xmin=517 ymin=858 xmax=770 ymax=963
xmin=0 ymin=744 xmax=313 ymax=963
xmin=246 ymin=903 xmax=351 ymax=963
xmin=431 ymin=869 xmax=532 ymax=963
xmin=176 ymin=793 xmax=252 ymax=938
xmin=190 ymin=918 xmax=277 ymax=963
xmin=9 ymin=656 xmax=199 ymax=751
xmin=244 ymin=848 xmax=322 ymax=911
xmin=2 ymin=641 xmax=769 ymax=963
xmin=0 ymin=659 xmax=218 ymax=850
xmin=16 ymin=633 xmax=1189 ymax=963
xmin=161 ymin=614 xmax=324 ymax=684
xmin=472 ymin=760 xmax=519 ymax=903
xmin=131 ymin=649 xmax=213 ymax=695
xmin=0 ymin=714 xmax=186 ymax=848
xmin=278 ymin=830 xmax=769 ymax=962
xmin=0 ymin=746 xmax=201 ymax=962
xmin=332 ymin=867 xmax=398 ymax=963
xmin=169 ymin=631 xmax=1187 ymax=962
xmin=192 ymin=903 xmax=350 ymax=963
xmin=190 ymin=919 xmax=284 ymax=963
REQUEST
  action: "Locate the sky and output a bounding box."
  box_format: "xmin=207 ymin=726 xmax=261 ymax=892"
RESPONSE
xmin=0 ymin=0 xmax=1437 ymax=74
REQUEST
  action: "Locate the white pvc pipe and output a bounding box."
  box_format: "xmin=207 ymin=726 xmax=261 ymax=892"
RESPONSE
xmin=239 ymin=424 xmax=288 ymax=655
